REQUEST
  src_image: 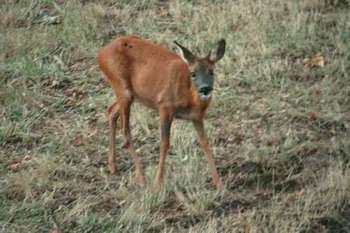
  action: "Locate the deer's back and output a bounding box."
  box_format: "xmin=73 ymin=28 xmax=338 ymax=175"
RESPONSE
xmin=99 ymin=36 xmax=192 ymax=109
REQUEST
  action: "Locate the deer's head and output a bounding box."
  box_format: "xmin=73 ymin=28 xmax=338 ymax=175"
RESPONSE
xmin=174 ymin=39 xmax=226 ymax=100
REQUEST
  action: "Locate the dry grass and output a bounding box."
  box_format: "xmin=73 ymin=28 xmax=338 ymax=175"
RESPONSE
xmin=1 ymin=0 xmax=350 ymax=232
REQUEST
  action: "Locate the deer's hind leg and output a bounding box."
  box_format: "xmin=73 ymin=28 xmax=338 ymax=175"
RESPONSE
xmin=119 ymin=96 xmax=145 ymax=186
xmin=107 ymin=100 xmax=120 ymax=174
xmin=101 ymin=52 xmax=145 ymax=185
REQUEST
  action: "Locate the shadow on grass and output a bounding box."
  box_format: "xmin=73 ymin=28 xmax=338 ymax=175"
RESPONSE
xmin=307 ymin=204 xmax=350 ymax=233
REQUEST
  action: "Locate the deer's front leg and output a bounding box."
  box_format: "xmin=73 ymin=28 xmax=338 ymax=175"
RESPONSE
xmin=153 ymin=108 xmax=173 ymax=192
xmin=192 ymin=120 xmax=223 ymax=190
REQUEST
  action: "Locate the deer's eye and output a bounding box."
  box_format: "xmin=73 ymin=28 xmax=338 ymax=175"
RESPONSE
xmin=191 ymin=72 xmax=196 ymax=78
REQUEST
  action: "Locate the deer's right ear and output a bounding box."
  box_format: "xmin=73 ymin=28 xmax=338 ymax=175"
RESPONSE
xmin=174 ymin=41 xmax=196 ymax=64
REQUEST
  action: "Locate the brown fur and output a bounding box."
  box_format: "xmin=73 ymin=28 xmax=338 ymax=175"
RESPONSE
xmin=98 ymin=36 xmax=223 ymax=190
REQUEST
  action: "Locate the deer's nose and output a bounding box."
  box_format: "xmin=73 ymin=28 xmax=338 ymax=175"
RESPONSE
xmin=199 ymin=86 xmax=213 ymax=96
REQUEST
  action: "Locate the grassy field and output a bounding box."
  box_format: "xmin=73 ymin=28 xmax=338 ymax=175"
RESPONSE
xmin=1 ymin=0 xmax=350 ymax=232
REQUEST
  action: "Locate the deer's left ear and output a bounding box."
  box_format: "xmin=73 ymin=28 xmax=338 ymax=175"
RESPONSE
xmin=209 ymin=39 xmax=226 ymax=63
xmin=174 ymin=41 xmax=197 ymax=64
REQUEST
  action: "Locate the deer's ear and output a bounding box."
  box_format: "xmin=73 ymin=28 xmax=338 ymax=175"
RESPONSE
xmin=174 ymin=41 xmax=196 ymax=64
xmin=210 ymin=39 xmax=226 ymax=62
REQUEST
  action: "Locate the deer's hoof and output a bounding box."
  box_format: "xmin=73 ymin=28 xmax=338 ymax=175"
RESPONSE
xmin=152 ymin=183 xmax=163 ymax=193
xmin=135 ymin=175 xmax=146 ymax=186
xmin=108 ymin=164 xmax=116 ymax=174
xmin=215 ymin=179 xmax=224 ymax=191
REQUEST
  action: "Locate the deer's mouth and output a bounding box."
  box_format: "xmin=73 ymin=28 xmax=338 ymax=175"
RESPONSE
xmin=199 ymin=94 xmax=211 ymax=100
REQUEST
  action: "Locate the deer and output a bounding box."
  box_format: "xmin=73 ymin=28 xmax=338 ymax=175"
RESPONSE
xmin=98 ymin=35 xmax=226 ymax=191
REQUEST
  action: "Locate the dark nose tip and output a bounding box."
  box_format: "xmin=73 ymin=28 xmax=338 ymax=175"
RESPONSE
xmin=199 ymin=86 xmax=213 ymax=95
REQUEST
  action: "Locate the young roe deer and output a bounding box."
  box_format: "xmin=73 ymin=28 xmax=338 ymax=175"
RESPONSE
xmin=98 ymin=36 xmax=226 ymax=191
